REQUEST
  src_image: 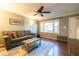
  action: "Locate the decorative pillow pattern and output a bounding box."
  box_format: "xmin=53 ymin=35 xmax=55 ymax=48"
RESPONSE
xmin=8 ymin=32 xmax=17 ymax=39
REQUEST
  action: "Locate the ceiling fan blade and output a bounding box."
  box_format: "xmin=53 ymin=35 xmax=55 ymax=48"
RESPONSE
xmin=37 ymin=6 xmax=44 ymax=12
xmin=40 ymin=13 xmax=44 ymax=17
xmin=33 ymin=13 xmax=38 ymax=16
xmin=33 ymin=6 xmax=51 ymax=17
xmin=41 ymin=11 xmax=51 ymax=13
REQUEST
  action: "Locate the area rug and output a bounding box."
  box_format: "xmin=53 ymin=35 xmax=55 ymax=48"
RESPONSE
xmin=0 ymin=40 xmax=54 ymax=56
xmin=27 ymin=40 xmax=54 ymax=56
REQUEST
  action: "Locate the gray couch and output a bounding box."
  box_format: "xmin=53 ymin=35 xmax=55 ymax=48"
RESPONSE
xmin=2 ymin=30 xmax=35 ymax=50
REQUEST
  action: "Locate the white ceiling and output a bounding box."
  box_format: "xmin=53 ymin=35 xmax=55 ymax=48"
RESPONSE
xmin=0 ymin=3 xmax=79 ymax=21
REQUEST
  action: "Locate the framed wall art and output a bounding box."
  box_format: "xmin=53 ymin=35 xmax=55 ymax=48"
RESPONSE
xmin=9 ymin=18 xmax=24 ymax=26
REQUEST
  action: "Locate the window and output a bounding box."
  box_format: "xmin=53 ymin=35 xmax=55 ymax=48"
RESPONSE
xmin=44 ymin=22 xmax=53 ymax=33
xmin=42 ymin=20 xmax=59 ymax=33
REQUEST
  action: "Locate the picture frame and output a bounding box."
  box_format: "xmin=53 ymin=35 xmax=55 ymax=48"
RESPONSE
xmin=9 ymin=18 xmax=24 ymax=26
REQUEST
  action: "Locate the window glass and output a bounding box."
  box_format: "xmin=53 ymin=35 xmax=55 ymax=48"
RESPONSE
xmin=53 ymin=21 xmax=59 ymax=33
xmin=44 ymin=22 xmax=53 ymax=33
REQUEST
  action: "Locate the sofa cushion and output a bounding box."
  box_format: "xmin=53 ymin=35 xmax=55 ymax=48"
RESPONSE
xmin=2 ymin=31 xmax=17 ymax=38
xmin=16 ymin=31 xmax=25 ymax=37
xmin=24 ymin=30 xmax=31 ymax=35
xmin=2 ymin=31 xmax=10 ymax=36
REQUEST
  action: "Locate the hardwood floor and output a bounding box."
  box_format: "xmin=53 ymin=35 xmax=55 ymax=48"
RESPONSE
xmin=41 ymin=38 xmax=69 ymax=56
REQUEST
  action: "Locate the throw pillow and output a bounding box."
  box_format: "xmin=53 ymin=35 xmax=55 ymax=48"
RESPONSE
xmin=8 ymin=32 xmax=17 ymax=39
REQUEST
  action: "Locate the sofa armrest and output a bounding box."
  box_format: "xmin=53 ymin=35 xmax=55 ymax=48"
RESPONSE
xmin=3 ymin=36 xmax=12 ymax=50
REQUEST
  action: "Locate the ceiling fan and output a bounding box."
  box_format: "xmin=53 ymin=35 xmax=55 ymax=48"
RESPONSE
xmin=33 ymin=6 xmax=51 ymax=17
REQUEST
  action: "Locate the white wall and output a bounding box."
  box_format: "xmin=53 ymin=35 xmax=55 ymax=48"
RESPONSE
xmin=68 ymin=16 xmax=79 ymax=39
xmin=0 ymin=10 xmax=26 ymax=31
xmin=25 ymin=19 xmax=37 ymax=34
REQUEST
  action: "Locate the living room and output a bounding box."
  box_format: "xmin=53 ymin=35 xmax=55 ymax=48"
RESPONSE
xmin=0 ymin=3 xmax=79 ymax=56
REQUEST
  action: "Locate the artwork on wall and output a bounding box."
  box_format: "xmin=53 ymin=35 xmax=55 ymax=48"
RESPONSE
xmin=9 ymin=18 xmax=24 ymax=26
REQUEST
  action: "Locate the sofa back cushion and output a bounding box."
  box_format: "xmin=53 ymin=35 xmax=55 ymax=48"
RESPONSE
xmin=24 ymin=30 xmax=31 ymax=35
xmin=2 ymin=31 xmax=17 ymax=39
xmin=2 ymin=31 xmax=10 ymax=36
xmin=16 ymin=31 xmax=25 ymax=37
xmin=2 ymin=30 xmax=32 ymax=39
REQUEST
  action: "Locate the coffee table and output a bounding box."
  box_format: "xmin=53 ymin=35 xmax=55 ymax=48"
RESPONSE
xmin=22 ymin=38 xmax=41 ymax=53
